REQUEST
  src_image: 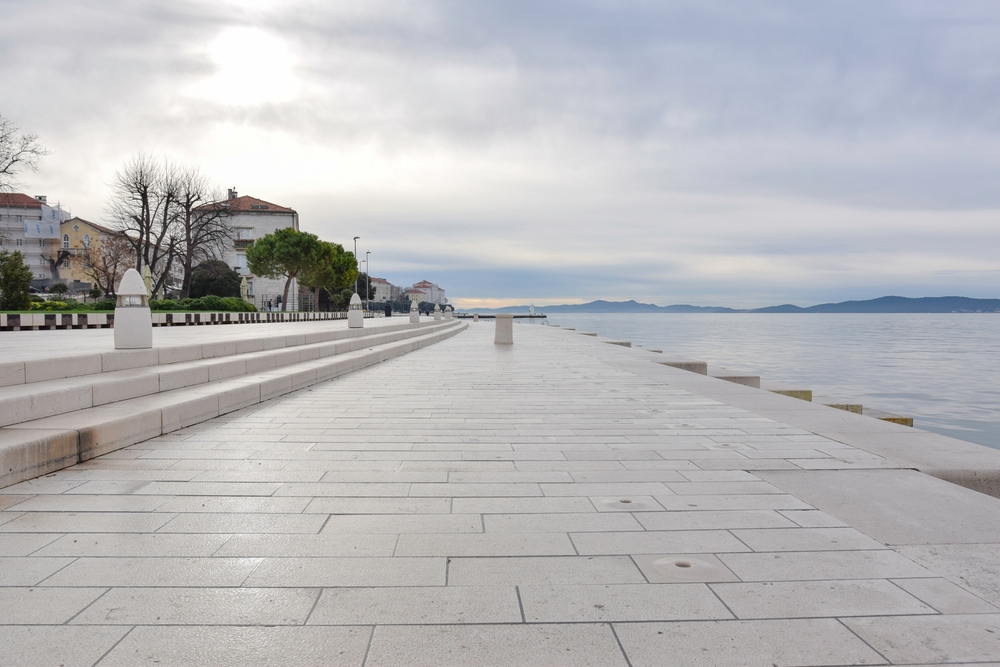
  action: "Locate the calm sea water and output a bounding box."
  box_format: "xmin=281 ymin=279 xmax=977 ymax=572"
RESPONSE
xmin=541 ymin=313 xmax=1000 ymax=450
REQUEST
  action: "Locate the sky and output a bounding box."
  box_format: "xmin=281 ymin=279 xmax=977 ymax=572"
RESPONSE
xmin=1 ymin=0 xmax=998 ymax=308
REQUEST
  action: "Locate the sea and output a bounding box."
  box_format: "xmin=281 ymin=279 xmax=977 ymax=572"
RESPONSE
xmin=539 ymin=313 xmax=1000 ymax=451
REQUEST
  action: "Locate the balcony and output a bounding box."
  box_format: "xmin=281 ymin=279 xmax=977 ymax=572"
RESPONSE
xmin=234 ymin=239 xmax=254 ymax=249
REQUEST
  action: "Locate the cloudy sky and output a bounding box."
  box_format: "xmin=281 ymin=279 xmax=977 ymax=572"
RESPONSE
xmin=2 ymin=0 xmax=998 ymax=307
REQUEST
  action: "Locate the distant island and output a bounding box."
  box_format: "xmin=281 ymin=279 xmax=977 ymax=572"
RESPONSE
xmin=472 ymin=296 xmax=1000 ymax=314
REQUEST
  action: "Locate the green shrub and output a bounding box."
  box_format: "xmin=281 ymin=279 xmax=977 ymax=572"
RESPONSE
xmin=29 ymin=300 xmax=88 ymax=311
xmin=149 ymin=299 xmax=179 ymax=310
xmin=93 ymin=298 xmax=116 ymax=311
xmin=198 ymin=295 xmax=227 ymax=311
xmin=0 ymin=250 xmax=33 ymax=311
xmin=29 ymin=294 xmax=44 ymax=303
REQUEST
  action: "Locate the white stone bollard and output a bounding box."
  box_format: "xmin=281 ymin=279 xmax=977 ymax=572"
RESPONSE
xmin=494 ymin=314 xmax=513 ymax=345
xmin=348 ymin=293 xmax=364 ymax=328
xmin=444 ymin=306 xmax=453 ymax=320
xmin=473 ymin=314 xmax=479 ymax=322
xmin=409 ymin=299 xmax=420 ymax=324
xmin=114 ymin=268 xmax=152 ymax=349
xmin=433 ymin=303 xmax=442 ymax=321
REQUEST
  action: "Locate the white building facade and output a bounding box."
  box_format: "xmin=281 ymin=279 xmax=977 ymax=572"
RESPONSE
xmin=409 ymin=280 xmax=447 ymax=305
xmin=205 ymin=189 xmax=300 ymax=310
xmin=0 ymin=193 xmax=71 ymax=289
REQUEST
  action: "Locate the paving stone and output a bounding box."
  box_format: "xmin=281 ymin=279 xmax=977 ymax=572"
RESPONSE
xmin=632 ymin=553 xmax=741 ymax=583
xmin=719 ymin=549 xmax=933 ymax=581
xmin=41 ymin=557 xmax=260 ymax=587
xmin=890 ymin=577 xmax=999 ymax=614
xmin=157 ymin=512 xmax=328 ymax=534
xmin=711 ymin=579 xmax=935 ymax=618
xmin=34 ymin=533 xmax=231 ymax=557
xmin=0 ymin=626 xmax=129 ymax=667
xmin=730 ymin=527 xmax=887 ymax=552
xmin=452 ymin=496 xmax=595 ymax=513
xmin=0 ymin=511 xmax=174 ymax=533
xmin=396 ymin=532 xmax=575 ymax=556
xmin=365 ymin=624 xmax=629 ymax=667
xmin=0 ymin=557 xmax=75 ymax=585
xmin=0 ymin=587 xmax=107 ymax=623
xmin=844 ymin=614 xmax=1000 ymax=664
xmin=308 ymin=586 xmax=521 ymax=624
xmin=98 ymin=626 xmax=372 ymax=667
xmin=898 ymin=543 xmax=1000 ymax=606
xmin=614 ymin=618 xmax=886 ymax=667
xmin=571 ymin=529 xmax=750 ymax=555
xmin=484 ymin=512 xmax=642 ymax=533
xmin=636 ymin=509 xmax=796 ymax=531
xmin=72 ymin=587 xmax=319 ymax=625
xmin=448 ymin=555 xmax=646 ymax=585
xmin=0 ymin=532 xmax=60 ymax=556
xmin=323 ymin=513 xmax=483 ymax=534
xmin=242 ymin=557 xmax=446 ymax=587
xmin=519 ymin=583 xmax=732 ymax=622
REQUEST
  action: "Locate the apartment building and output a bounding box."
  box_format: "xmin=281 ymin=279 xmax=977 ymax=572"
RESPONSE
xmin=199 ymin=189 xmax=299 ymax=309
xmin=0 ymin=193 xmax=71 ymax=289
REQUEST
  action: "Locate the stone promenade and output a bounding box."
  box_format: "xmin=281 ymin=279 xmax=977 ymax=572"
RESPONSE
xmin=2 ymin=322 xmax=1000 ymax=666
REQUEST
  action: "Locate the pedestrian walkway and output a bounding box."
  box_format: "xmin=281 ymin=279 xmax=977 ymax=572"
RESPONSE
xmin=2 ymin=322 xmax=999 ymax=666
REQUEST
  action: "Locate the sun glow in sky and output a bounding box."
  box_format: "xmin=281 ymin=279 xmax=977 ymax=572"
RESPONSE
xmin=2 ymin=0 xmax=999 ymax=308
xmin=187 ymin=27 xmax=301 ymax=106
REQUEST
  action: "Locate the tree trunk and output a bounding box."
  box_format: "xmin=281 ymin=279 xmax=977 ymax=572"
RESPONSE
xmin=282 ymin=276 xmax=292 ymax=311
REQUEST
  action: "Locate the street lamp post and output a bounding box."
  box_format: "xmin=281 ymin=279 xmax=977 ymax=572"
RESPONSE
xmin=353 ymin=236 xmax=360 ymax=295
xmin=365 ymin=251 xmax=371 ymax=310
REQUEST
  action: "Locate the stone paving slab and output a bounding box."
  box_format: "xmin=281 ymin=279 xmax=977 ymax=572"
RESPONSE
xmin=2 ymin=321 xmax=1000 ymax=665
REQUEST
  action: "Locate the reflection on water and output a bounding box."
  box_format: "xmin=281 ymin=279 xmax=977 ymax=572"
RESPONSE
xmin=546 ymin=313 xmax=1000 ymax=450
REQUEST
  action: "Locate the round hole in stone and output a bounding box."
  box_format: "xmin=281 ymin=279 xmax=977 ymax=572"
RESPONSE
xmin=674 ymin=561 xmax=693 ymax=568
xmin=618 ymin=499 xmax=633 ymax=504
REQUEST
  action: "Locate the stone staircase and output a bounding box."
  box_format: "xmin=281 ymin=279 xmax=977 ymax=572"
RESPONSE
xmin=0 ymin=318 xmax=465 ymax=488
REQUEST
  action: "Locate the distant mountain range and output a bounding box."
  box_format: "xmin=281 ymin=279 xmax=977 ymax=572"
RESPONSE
xmin=473 ymin=296 xmax=1000 ymax=314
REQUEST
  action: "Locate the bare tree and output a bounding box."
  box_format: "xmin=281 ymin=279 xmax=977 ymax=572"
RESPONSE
xmin=106 ymin=154 xmax=180 ymax=295
xmin=83 ymin=234 xmax=135 ymax=297
xmin=174 ymin=168 xmax=233 ymax=299
xmin=0 ymin=112 xmax=48 ymax=192
xmin=42 ymin=247 xmax=72 ymax=284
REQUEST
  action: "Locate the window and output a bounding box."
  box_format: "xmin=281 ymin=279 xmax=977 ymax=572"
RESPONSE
xmin=16 ymin=238 xmax=22 ymax=246
xmin=15 ymin=215 xmax=22 ymax=223
xmin=39 ymin=239 xmax=45 ymax=247
xmin=63 ymin=234 xmax=70 ymax=249
xmin=235 ymin=227 xmax=254 ymax=240
xmin=40 ymin=258 xmax=46 ymax=266
xmin=83 ymin=234 xmax=91 ymax=247
xmin=62 ymin=258 xmax=70 ymax=268
xmin=247 ymin=281 xmax=253 ymax=295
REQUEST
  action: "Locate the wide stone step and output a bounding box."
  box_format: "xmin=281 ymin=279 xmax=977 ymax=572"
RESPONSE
xmin=0 ymin=321 xmax=451 ymax=428
xmin=0 ymin=320 xmax=466 ymax=488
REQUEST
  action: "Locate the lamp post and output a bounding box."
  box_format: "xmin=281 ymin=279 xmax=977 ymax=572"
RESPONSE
xmin=353 ymin=236 xmax=360 ymax=294
xmin=361 ymin=257 xmax=367 ymax=309
xmin=365 ymin=251 xmax=371 ymax=309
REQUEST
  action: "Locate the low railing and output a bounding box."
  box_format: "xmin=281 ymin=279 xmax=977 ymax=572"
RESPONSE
xmin=0 ymin=310 xmax=385 ymax=331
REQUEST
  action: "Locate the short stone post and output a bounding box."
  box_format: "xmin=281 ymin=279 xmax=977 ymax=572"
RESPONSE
xmin=114 ymin=268 xmax=152 ymax=349
xmin=348 ymin=293 xmax=364 ymax=328
xmin=444 ymin=306 xmax=453 ymax=320
xmin=473 ymin=314 xmax=479 ymax=322
xmin=433 ymin=303 xmax=442 ymax=321
xmin=495 ymin=314 xmax=513 ymax=345
xmin=409 ymin=299 xmax=420 ymax=324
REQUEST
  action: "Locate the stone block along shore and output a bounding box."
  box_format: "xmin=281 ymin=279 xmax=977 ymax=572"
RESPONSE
xmin=1 ymin=320 xmax=999 ymax=666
